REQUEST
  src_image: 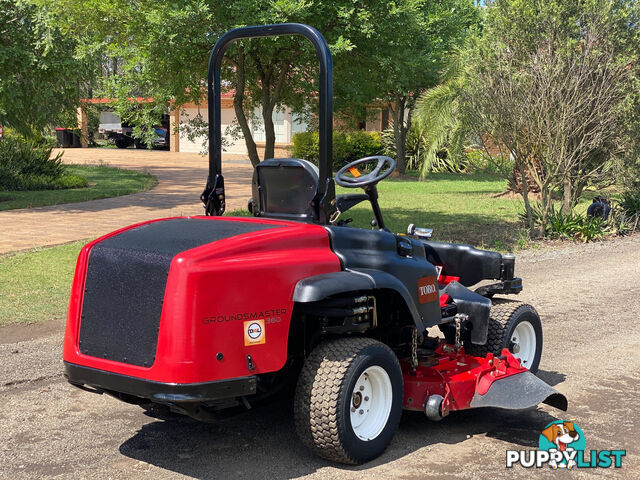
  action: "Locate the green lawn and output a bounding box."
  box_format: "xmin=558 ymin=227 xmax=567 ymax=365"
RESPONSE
xmin=0 ymin=165 xmax=157 ymax=211
xmin=336 ymin=172 xmax=526 ymax=250
xmin=0 ymin=240 xmax=86 ymax=325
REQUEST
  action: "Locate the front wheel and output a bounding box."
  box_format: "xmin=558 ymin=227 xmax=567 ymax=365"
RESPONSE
xmin=467 ymin=300 xmax=543 ymax=373
xmin=294 ymin=337 xmax=403 ymax=464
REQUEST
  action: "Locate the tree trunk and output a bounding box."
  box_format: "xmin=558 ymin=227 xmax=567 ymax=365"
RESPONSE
xmin=519 ymin=165 xmax=535 ymax=235
xmin=540 ymin=186 xmax=552 ymax=238
xmin=389 ymin=98 xmax=408 ymax=174
xmin=263 ymin=101 xmax=275 ymax=160
xmin=260 ymin=62 xmax=288 ymax=161
xmin=232 ymin=48 xmax=260 ymax=167
xmin=561 ymin=177 xmax=572 ymax=214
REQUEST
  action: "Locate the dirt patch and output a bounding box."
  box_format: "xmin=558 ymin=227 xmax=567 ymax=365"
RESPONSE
xmin=0 ymin=317 xmax=65 ymax=344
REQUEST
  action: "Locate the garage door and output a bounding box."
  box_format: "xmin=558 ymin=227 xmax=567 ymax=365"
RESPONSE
xmin=179 ymin=108 xmax=248 ymax=154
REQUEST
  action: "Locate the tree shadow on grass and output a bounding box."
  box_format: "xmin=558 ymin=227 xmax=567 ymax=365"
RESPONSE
xmin=346 ymin=206 xmax=525 ymax=250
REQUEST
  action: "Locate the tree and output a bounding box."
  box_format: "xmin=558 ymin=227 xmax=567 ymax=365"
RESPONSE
xmin=52 ymin=0 xmax=356 ymax=164
xmin=417 ymin=0 xmax=640 ymax=236
xmin=0 ymin=0 xmax=97 ymax=137
xmin=52 ymin=0 xmax=478 ymax=168
xmin=334 ymin=0 xmax=479 ymax=174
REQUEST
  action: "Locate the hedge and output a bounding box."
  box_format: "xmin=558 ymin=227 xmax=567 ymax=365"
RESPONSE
xmin=292 ymin=130 xmax=383 ymax=169
xmin=0 ymin=136 xmax=87 ymax=191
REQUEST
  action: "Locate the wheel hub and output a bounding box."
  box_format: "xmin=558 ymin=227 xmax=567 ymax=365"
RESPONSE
xmin=349 ymin=366 xmax=393 ymax=442
xmin=509 ymin=321 xmax=536 ymax=368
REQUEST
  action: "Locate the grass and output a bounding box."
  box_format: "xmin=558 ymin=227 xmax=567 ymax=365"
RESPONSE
xmin=233 ymin=172 xmax=605 ymax=250
xmin=338 ymin=172 xmax=526 ymax=249
xmin=0 ymin=165 xmax=157 ymax=211
xmin=0 ymin=240 xmax=86 ymax=325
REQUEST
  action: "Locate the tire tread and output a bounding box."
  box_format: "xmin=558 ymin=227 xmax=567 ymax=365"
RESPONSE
xmin=294 ymin=337 xmax=396 ymax=464
xmin=466 ymin=299 xmax=537 ymax=358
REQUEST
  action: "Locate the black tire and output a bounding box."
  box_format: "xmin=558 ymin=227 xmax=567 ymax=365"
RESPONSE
xmin=466 ymin=300 xmax=543 ymax=374
xmin=115 ymin=137 xmax=131 ymax=149
xmin=134 ymin=139 xmax=146 ymax=149
xmin=294 ymin=337 xmax=403 ymax=464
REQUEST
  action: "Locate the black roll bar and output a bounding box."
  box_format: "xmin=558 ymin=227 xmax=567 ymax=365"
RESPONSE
xmin=202 ymin=23 xmax=336 ymax=223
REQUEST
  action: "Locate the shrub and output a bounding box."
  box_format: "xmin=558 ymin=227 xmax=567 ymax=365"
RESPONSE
xmin=290 ymin=131 xmax=319 ymax=163
xmin=464 ymin=149 xmax=511 ymax=174
xmin=292 ymin=130 xmax=382 ymax=170
xmin=620 ymin=190 xmax=640 ymax=216
xmin=381 ymin=123 xmax=467 ymax=173
xmin=519 ymin=203 xmax=609 ymax=242
xmin=606 ymin=192 xmax=640 ymax=236
xmin=0 ymin=136 xmax=86 ymax=191
xmin=608 ymin=206 xmax=639 ymax=236
xmin=347 ymin=130 xmax=381 ymax=163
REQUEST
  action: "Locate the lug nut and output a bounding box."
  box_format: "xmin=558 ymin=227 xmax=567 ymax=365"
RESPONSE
xmin=351 ymin=407 xmax=356 ymax=412
xmin=359 ymin=409 xmax=364 ymax=414
xmin=364 ymin=396 xmax=369 ymax=401
xmin=359 ymin=386 xmax=365 ymax=391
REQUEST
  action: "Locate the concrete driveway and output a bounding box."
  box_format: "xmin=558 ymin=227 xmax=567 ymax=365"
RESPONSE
xmin=0 ymin=148 xmax=254 ymax=253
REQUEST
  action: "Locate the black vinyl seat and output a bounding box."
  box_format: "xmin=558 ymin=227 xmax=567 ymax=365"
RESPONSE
xmin=251 ymin=158 xmax=319 ymax=221
xmin=422 ymin=241 xmax=503 ymax=286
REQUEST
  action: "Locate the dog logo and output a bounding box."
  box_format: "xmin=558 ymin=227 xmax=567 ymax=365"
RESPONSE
xmin=539 ymin=421 xmax=585 ymax=469
xmin=507 ymin=420 xmax=625 ymax=469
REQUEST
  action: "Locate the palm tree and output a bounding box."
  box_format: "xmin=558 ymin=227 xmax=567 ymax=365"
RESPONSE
xmin=413 ymin=56 xmax=474 ymax=178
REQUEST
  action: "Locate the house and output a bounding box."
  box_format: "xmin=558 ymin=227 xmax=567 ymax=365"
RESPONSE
xmin=79 ymin=94 xmax=389 ymax=154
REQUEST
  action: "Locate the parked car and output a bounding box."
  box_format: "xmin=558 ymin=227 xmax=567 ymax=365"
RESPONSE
xmin=98 ymin=111 xmax=169 ymax=150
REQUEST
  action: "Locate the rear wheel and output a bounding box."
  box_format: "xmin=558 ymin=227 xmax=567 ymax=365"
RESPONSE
xmin=466 ymin=300 xmax=543 ymax=373
xmin=115 ymin=136 xmax=131 ymax=149
xmin=294 ymin=337 xmax=403 ymax=464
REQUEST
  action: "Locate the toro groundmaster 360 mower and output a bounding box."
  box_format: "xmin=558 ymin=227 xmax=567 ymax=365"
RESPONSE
xmin=63 ymin=24 xmax=567 ymax=464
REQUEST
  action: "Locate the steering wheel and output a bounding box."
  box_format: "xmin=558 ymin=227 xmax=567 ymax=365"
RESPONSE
xmin=335 ymin=156 xmax=396 ymax=188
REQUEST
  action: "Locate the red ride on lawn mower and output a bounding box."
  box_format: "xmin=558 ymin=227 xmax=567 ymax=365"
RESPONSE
xmin=63 ymin=24 xmax=567 ymax=464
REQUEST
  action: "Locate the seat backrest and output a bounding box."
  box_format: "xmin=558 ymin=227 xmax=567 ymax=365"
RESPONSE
xmin=251 ymin=158 xmax=319 ymax=221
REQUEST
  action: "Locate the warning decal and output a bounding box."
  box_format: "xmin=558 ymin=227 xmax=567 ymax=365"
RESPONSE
xmin=244 ymin=319 xmax=266 ymax=346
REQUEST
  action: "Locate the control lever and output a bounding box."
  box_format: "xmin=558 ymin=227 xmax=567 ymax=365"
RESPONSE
xmin=407 ymin=224 xmax=433 ymax=239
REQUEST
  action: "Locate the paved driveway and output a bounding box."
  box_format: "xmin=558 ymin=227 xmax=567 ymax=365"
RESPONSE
xmin=0 ymin=148 xmax=254 ymax=253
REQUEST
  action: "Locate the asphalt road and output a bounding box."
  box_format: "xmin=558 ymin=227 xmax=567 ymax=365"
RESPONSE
xmin=1 ymin=236 xmax=639 ymax=479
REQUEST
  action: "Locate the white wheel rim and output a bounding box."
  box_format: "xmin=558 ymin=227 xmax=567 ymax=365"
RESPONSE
xmin=349 ymin=366 xmax=393 ymax=441
xmin=511 ymin=321 xmax=536 ymax=368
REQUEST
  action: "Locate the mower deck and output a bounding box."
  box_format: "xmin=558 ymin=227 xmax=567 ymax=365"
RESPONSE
xmin=403 ymin=346 xmax=566 ymax=417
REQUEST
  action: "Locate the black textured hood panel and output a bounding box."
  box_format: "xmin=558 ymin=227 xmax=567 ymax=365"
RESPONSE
xmin=78 ymin=218 xmax=282 ymax=367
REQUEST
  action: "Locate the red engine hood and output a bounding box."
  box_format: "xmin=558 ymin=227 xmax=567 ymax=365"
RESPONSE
xmin=63 ymin=216 xmax=341 ymax=383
